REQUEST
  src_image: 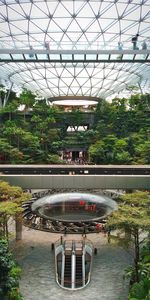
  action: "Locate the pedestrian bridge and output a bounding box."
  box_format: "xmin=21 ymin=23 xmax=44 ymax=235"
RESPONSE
xmin=1 ymin=40 xmax=150 ymax=63
xmin=1 ymin=174 xmax=149 ymax=189
xmin=0 ymin=165 xmax=149 ymax=189
xmin=0 ymin=48 xmax=149 ymax=63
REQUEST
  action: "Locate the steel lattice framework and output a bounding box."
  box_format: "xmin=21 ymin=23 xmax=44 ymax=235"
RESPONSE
xmin=0 ymin=0 xmax=150 ymax=100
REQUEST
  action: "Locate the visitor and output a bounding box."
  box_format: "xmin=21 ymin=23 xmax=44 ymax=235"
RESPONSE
xmin=60 ymin=235 xmax=63 ymax=244
xmin=64 ymin=226 xmax=67 ymax=236
xmin=44 ymin=41 xmax=49 ymax=50
xmin=141 ymin=40 xmax=147 ymax=50
xmin=94 ymin=247 xmax=97 ymax=255
xmin=29 ymin=45 xmax=34 ymax=58
xmin=107 ymin=228 xmax=111 ymax=243
xmin=82 ymin=226 xmax=86 ymax=238
xmin=132 ymin=34 xmax=139 ymax=50
xmin=96 ymin=223 xmax=102 ymax=233
xmin=118 ymin=42 xmax=123 ymax=50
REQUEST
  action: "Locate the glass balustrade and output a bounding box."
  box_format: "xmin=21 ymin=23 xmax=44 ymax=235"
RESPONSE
xmin=0 ymin=40 xmax=149 ymax=51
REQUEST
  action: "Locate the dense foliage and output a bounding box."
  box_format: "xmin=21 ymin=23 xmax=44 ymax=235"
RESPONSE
xmin=107 ymin=192 xmax=150 ymax=281
xmin=0 ymin=239 xmax=23 ymax=300
xmin=0 ymin=180 xmax=30 ymax=239
xmin=89 ymin=95 xmax=150 ymax=164
xmin=128 ymin=241 xmax=150 ymax=300
xmin=107 ymin=191 xmax=150 ymax=299
xmin=0 ymin=180 xmax=29 ymax=299
xmin=0 ymin=88 xmax=150 ymax=164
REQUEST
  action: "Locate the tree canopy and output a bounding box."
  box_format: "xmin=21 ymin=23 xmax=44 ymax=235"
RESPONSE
xmin=0 ymin=88 xmax=149 ymax=164
xmin=107 ymin=191 xmax=150 ymax=283
xmin=0 ymin=180 xmax=30 ymax=239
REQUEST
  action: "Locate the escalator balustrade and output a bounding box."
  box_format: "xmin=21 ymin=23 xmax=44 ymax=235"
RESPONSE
xmin=55 ymin=239 xmax=93 ymax=290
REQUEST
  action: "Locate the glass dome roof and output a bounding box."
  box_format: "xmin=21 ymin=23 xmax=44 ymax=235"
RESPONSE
xmin=0 ymin=0 xmax=150 ymax=100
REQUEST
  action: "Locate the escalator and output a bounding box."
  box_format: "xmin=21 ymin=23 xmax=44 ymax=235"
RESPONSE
xmin=64 ymin=254 xmax=72 ymax=288
xmin=75 ymin=255 xmax=83 ymax=288
xmin=55 ymin=239 xmax=93 ymax=290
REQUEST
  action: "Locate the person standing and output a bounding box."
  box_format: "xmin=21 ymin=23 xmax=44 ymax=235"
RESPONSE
xmin=64 ymin=226 xmax=67 ymax=236
xmin=141 ymin=40 xmax=147 ymax=50
xmin=82 ymin=226 xmax=86 ymax=238
xmin=118 ymin=42 xmax=123 ymax=50
xmin=132 ymin=34 xmax=139 ymax=50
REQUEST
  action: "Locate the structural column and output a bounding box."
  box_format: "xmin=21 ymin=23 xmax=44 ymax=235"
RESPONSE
xmin=15 ymin=213 xmax=22 ymax=240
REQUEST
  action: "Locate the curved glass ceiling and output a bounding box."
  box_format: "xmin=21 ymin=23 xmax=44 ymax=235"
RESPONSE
xmin=0 ymin=0 xmax=150 ymax=100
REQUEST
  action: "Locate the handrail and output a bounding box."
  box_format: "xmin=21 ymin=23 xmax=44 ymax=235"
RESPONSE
xmin=61 ymin=251 xmax=65 ymax=286
xmin=55 ymin=237 xmax=94 ymax=290
xmin=82 ymin=249 xmax=85 ymax=286
xmin=72 ymin=251 xmax=75 ymax=289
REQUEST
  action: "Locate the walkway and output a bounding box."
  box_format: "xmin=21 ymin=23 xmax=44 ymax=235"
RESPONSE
xmin=12 ymin=227 xmax=132 ymax=300
xmin=0 ymin=48 xmax=150 ymax=63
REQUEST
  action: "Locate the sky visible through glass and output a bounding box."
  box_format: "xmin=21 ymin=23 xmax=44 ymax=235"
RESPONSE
xmin=0 ymin=0 xmax=150 ymax=101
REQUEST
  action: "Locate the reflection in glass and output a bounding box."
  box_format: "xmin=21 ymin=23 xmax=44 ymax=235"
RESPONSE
xmin=31 ymin=192 xmax=117 ymax=222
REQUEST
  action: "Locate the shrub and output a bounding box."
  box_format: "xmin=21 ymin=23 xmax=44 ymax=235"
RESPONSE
xmin=0 ymin=239 xmax=23 ymax=300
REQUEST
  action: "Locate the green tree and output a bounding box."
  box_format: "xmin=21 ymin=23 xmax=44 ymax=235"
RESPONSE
xmin=102 ymin=134 xmax=117 ymax=163
xmin=67 ymin=110 xmax=84 ymax=131
xmin=19 ymin=89 xmax=36 ymax=120
xmin=114 ymin=138 xmax=131 ymax=164
xmin=95 ymin=99 xmax=113 ymax=136
xmin=3 ymin=123 xmax=25 ymax=150
xmin=135 ymin=141 xmax=150 ymax=164
xmin=128 ymin=241 xmax=150 ymax=299
xmin=0 ymin=180 xmax=30 ymax=239
xmin=0 ymin=139 xmax=23 ymax=164
xmin=88 ymin=140 xmax=106 ymax=164
xmin=47 ymin=154 xmax=64 ymax=164
xmin=107 ymin=191 xmax=150 ymax=283
xmin=129 ymin=277 xmax=150 ymax=300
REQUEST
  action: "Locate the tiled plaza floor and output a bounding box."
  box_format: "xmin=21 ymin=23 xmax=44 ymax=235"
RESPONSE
xmin=11 ymin=227 xmax=132 ymax=300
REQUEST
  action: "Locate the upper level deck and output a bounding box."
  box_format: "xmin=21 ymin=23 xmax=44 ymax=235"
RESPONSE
xmin=1 ymin=165 xmax=149 ymax=190
xmin=0 ymin=164 xmax=150 ymax=175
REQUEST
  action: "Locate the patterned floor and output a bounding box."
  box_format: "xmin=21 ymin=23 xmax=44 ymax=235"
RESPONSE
xmin=11 ymin=227 xmax=132 ymax=300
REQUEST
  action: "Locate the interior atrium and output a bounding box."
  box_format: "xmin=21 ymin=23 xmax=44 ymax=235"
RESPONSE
xmin=0 ymin=1 xmax=150 ymax=300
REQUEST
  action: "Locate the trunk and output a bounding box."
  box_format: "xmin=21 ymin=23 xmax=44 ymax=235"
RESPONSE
xmin=15 ymin=213 xmax=22 ymax=240
xmin=24 ymin=111 xmax=25 ymax=121
xmin=2 ymin=219 xmax=5 ymax=237
xmin=17 ymin=136 xmax=20 ymax=150
xmin=0 ymin=215 xmax=8 ymax=239
xmin=3 ymin=215 xmax=7 ymax=238
xmin=134 ymin=228 xmax=140 ymax=283
xmin=44 ymin=141 xmax=48 ymax=152
xmin=9 ymin=137 xmax=12 ymax=145
xmin=5 ymin=217 xmax=9 ymax=241
xmin=9 ymin=112 xmax=12 ymax=121
xmin=125 ymin=228 xmax=131 ymax=240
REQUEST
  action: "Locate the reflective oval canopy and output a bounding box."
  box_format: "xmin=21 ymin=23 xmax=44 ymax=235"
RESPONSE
xmin=31 ymin=193 xmax=117 ymax=222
